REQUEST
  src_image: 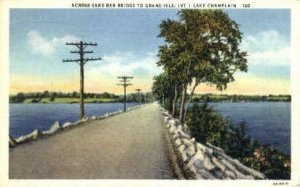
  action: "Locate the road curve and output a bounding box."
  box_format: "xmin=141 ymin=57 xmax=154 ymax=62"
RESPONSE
xmin=9 ymin=103 xmax=175 ymax=179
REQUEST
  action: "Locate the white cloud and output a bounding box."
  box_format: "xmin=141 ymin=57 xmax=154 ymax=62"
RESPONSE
xmin=27 ymin=30 xmax=80 ymax=56
xmin=87 ymin=51 xmax=162 ymax=80
xmin=241 ymin=30 xmax=290 ymax=66
xmin=247 ymin=47 xmax=290 ymax=66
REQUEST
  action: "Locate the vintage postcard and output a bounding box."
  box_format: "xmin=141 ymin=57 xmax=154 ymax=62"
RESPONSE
xmin=0 ymin=0 xmax=300 ymax=186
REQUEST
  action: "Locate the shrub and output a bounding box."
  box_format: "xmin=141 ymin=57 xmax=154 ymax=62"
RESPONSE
xmin=186 ymin=103 xmax=229 ymax=147
xmin=225 ymin=121 xmax=253 ymax=158
xmin=241 ymin=146 xmax=291 ymax=179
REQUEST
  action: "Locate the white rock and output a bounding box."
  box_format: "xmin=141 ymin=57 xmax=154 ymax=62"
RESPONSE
xmin=91 ymin=116 xmax=97 ymax=120
xmin=245 ymin=175 xmax=255 ymax=179
xmin=189 ymin=150 xmax=205 ymax=165
xmin=43 ymin=121 xmax=61 ymax=135
xmin=16 ymin=129 xmax=41 ymax=143
xmin=194 ymin=172 xmax=205 ymax=179
xmin=172 ymin=134 xmax=179 ymax=140
xmin=181 ymin=150 xmax=189 ymax=163
xmin=177 ymin=125 xmax=183 ymax=131
xmin=169 ymin=125 xmax=177 ymax=134
xmin=185 ymin=143 xmax=196 ymax=158
xmin=169 ymin=119 xmax=177 ymax=126
xmin=190 ymin=138 xmax=195 ymax=143
xmin=220 ymin=159 xmax=237 ymax=174
xmin=178 ymin=144 xmax=186 ymax=153
xmin=211 ymin=167 xmax=226 ymax=179
xmin=62 ymin=122 xmax=74 ymax=128
xmin=164 ymin=116 xmax=170 ymax=123
xmin=187 ymin=165 xmax=197 ymax=174
xmin=205 ymin=147 xmax=214 ymax=156
xmin=224 ymin=169 xmax=236 ymax=179
xmin=235 ymin=171 xmax=249 ymax=179
xmin=9 ymin=134 xmax=17 ymax=147
xmin=211 ymin=157 xmax=226 ymax=171
xmin=74 ymin=121 xmax=80 ymax=125
xmin=79 ymin=116 xmax=89 ymax=122
xmin=96 ymin=116 xmax=104 ymax=120
xmin=207 ymin=142 xmax=225 ymax=153
xmin=197 ymin=169 xmax=216 ymax=179
xmin=203 ymin=156 xmax=215 ymax=170
xmin=192 ymin=158 xmax=205 ymax=169
xmin=231 ymin=159 xmax=266 ymax=179
xmin=174 ymin=138 xmax=182 ymax=147
xmin=196 ymin=143 xmax=207 ymax=152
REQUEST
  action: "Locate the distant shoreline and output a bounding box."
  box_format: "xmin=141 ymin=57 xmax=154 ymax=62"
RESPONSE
xmin=9 ymin=98 xmax=291 ymax=104
xmin=9 ymin=91 xmax=291 ymax=104
xmin=10 ymin=97 xmax=118 ymax=104
xmin=192 ymin=94 xmax=291 ymax=103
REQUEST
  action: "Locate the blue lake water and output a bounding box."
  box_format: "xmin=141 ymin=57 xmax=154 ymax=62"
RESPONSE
xmin=207 ymin=102 xmax=290 ymax=155
xmin=9 ymin=103 xmax=139 ymax=138
xmin=9 ymin=102 xmax=290 ymax=155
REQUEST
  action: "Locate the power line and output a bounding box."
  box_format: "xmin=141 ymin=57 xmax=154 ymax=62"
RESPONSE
xmin=62 ymin=41 xmax=101 ymax=119
xmin=117 ymin=76 xmax=133 ymax=112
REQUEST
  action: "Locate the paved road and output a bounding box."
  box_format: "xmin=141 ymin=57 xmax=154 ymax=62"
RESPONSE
xmin=9 ymin=103 xmax=175 ymax=179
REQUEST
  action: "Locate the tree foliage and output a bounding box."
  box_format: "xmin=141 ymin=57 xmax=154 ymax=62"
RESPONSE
xmin=186 ymin=103 xmax=229 ymax=146
xmin=156 ymin=9 xmax=248 ymax=122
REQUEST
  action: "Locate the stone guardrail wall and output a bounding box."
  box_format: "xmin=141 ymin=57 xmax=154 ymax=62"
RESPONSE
xmin=9 ymin=104 xmax=145 ymax=148
xmin=161 ymin=107 xmax=266 ymax=180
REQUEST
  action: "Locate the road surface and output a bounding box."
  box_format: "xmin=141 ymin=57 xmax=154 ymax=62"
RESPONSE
xmin=9 ymin=103 xmax=175 ymax=179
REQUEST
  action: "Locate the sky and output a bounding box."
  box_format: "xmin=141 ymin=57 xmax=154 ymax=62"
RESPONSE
xmin=9 ymin=9 xmax=290 ymax=95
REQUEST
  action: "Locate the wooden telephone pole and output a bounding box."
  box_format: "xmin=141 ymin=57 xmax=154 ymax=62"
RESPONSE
xmin=63 ymin=41 xmax=101 ymax=119
xmin=117 ymin=76 xmax=133 ymax=112
xmin=136 ymin=88 xmax=141 ymax=104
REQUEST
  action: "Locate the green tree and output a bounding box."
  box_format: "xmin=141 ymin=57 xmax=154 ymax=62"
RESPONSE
xmin=186 ymin=103 xmax=229 ymax=146
xmin=42 ymin=90 xmax=49 ymax=98
xmin=226 ymin=121 xmax=253 ymax=158
xmin=14 ymin=92 xmax=26 ymax=103
xmin=158 ymin=9 xmax=248 ymax=122
xmin=152 ymin=73 xmax=171 ymax=109
xmin=157 ymin=45 xmax=184 ymax=117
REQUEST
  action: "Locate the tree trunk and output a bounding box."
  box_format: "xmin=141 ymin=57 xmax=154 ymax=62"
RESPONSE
xmin=179 ymin=83 xmax=187 ymax=123
xmin=183 ymin=81 xmax=199 ymax=121
xmin=179 ymin=57 xmax=191 ymax=123
xmin=172 ymin=85 xmax=178 ymax=117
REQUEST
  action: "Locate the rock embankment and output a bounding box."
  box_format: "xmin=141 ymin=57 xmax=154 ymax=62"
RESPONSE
xmin=9 ymin=105 xmax=143 ymax=148
xmin=162 ymin=108 xmax=266 ymax=179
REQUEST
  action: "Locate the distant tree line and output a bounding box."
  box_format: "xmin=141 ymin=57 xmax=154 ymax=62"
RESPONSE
xmin=192 ymin=94 xmax=291 ymax=102
xmin=9 ymin=90 xmax=155 ymax=103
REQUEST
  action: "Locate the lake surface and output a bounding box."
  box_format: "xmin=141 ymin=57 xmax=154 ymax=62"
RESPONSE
xmin=207 ymin=102 xmax=290 ymax=155
xmin=9 ymin=102 xmax=290 ymax=155
xmin=10 ymin=103 xmax=139 ymax=138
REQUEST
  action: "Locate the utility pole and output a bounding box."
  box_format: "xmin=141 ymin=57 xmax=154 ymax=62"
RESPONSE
xmin=136 ymin=88 xmax=141 ymax=104
xmin=63 ymin=41 xmax=101 ymax=119
xmin=117 ymin=76 xmax=133 ymax=112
